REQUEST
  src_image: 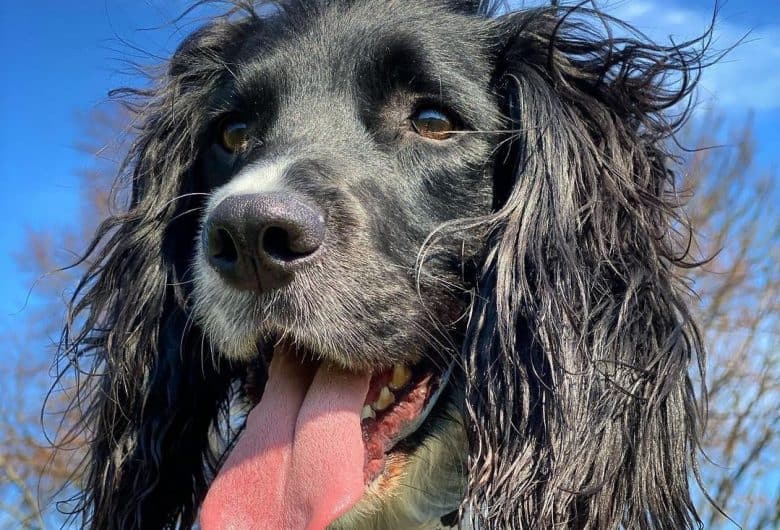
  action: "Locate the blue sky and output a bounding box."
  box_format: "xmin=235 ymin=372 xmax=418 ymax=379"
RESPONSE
xmin=0 ymin=0 xmax=192 ymax=323
xmin=0 ymin=0 xmax=778 ymax=524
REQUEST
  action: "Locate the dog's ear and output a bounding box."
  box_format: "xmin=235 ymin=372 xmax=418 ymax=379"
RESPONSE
xmin=59 ymin=18 xmax=256 ymax=530
xmin=461 ymin=7 xmax=707 ymax=528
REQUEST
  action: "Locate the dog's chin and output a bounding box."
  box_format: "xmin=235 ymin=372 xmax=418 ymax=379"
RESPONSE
xmin=203 ymin=335 xmax=465 ymax=530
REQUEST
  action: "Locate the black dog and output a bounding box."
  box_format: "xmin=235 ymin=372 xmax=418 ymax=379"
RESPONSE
xmin=60 ymin=1 xmax=709 ymax=528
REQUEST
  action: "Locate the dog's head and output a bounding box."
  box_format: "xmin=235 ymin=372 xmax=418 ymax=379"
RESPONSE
xmin=61 ymin=1 xmax=708 ymax=529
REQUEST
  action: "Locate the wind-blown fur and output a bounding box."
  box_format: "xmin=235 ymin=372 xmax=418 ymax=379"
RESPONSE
xmin=55 ymin=1 xmax=710 ymax=529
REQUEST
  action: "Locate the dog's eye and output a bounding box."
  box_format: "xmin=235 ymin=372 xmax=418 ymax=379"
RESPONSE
xmin=218 ymin=118 xmax=250 ymax=153
xmin=410 ymin=108 xmax=455 ymax=140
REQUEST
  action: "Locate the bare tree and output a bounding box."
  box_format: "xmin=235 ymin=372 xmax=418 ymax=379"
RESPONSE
xmin=0 ymin=105 xmax=129 ymax=529
xmin=681 ymin=115 xmax=780 ymax=529
xmin=0 ymin=104 xmax=777 ymax=528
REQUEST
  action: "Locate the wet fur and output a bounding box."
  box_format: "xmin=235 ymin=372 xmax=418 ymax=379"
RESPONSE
xmin=57 ymin=1 xmax=709 ymax=528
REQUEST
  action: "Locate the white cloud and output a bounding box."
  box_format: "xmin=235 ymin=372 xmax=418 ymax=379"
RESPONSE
xmin=612 ymin=2 xmax=655 ymax=19
xmin=513 ymin=1 xmax=780 ymax=111
xmin=606 ymin=0 xmax=780 ymax=111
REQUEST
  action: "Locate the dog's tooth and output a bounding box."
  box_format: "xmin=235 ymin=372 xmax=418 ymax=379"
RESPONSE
xmin=361 ymin=405 xmax=376 ymax=420
xmin=372 ymin=387 xmax=395 ymax=411
xmin=388 ymin=363 xmax=412 ymax=390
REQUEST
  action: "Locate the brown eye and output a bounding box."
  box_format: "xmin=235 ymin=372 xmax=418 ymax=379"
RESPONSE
xmin=219 ymin=118 xmax=250 ymax=153
xmin=410 ymin=108 xmax=455 ymax=140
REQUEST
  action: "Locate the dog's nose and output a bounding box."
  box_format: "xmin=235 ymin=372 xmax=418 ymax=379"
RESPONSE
xmin=203 ymin=193 xmax=326 ymax=291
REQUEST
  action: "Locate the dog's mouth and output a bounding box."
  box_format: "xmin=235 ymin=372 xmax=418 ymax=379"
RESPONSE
xmin=200 ymin=337 xmax=452 ymax=530
xmin=359 ymin=356 xmax=451 ymax=484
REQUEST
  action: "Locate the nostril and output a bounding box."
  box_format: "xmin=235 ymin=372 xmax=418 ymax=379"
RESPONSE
xmin=209 ymin=226 xmax=239 ymax=264
xmin=261 ymin=226 xmax=295 ymax=261
xmin=261 ymin=225 xmax=321 ymax=262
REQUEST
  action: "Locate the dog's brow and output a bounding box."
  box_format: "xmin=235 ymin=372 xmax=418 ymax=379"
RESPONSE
xmin=356 ymin=40 xmax=425 ymax=87
xmin=352 ymin=37 xmax=472 ymax=117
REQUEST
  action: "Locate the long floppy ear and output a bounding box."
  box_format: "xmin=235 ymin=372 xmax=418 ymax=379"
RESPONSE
xmin=462 ymin=7 xmax=708 ymax=529
xmin=58 ymin=16 xmax=258 ymax=530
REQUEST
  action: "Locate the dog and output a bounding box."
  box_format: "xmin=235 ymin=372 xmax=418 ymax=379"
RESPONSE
xmin=58 ymin=1 xmax=710 ymax=528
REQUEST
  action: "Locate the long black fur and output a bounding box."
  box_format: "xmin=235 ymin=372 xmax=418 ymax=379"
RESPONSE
xmin=55 ymin=1 xmax=710 ymax=528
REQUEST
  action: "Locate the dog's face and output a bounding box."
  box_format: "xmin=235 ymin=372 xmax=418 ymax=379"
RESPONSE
xmin=191 ymin=2 xmax=498 ymax=528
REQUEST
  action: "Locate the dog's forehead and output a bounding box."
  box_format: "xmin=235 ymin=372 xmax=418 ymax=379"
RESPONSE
xmin=234 ymin=0 xmax=494 ymax=100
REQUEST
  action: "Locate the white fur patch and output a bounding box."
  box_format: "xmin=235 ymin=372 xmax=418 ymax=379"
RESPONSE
xmin=206 ymin=156 xmax=291 ymax=212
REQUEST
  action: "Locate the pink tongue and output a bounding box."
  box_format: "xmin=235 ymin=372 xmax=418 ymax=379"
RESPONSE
xmin=200 ymin=353 xmax=371 ymax=530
